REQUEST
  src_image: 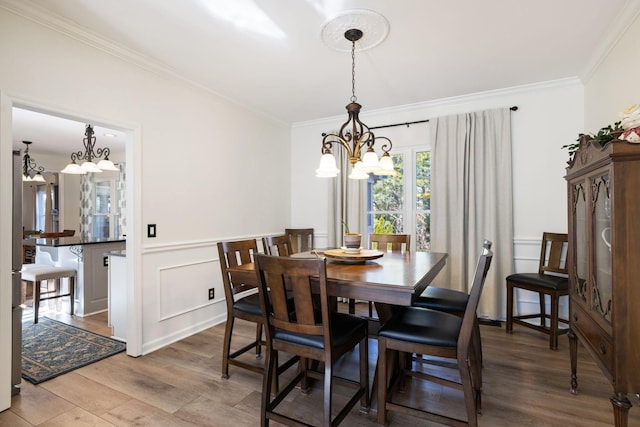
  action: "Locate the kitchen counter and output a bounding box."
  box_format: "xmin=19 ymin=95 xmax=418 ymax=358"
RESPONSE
xmin=33 ymin=238 xmax=126 ymax=316
xmin=33 ymin=237 xmax=126 ymax=247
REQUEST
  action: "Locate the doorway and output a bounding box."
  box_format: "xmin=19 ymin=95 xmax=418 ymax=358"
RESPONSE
xmin=4 ymin=97 xmax=140 ymax=364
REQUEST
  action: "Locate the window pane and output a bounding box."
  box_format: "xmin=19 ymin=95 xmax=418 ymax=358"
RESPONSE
xmin=95 ymin=181 xmax=111 ymax=214
xmin=416 ymin=212 xmax=431 ymax=251
xmin=371 ymin=154 xmax=404 ymax=211
xmin=94 ymin=216 xmax=110 ymax=239
xmin=369 ymin=213 xmax=404 ymax=234
xmin=416 ymin=151 xmax=431 ymax=211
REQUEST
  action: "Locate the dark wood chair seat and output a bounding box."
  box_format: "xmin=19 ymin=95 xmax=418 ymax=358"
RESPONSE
xmin=506 ymin=232 xmax=569 ymax=350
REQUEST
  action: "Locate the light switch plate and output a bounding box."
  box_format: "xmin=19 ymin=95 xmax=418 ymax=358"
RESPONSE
xmin=147 ymin=224 xmax=156 ymax=238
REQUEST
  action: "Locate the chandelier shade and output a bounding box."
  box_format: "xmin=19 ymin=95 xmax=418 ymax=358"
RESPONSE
xmin=61 ymin=124 xmax=118 ymax=174
xmin=317 ymin=28 xmax=396 ymax=179
xmin=21 ymin=141 xmax=46 ymax=183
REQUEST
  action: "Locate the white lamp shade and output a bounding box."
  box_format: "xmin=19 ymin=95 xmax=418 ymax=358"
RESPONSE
xmin=348 ymin=161 xmax=369 ymax=179
xmin=315 ymin=153 xmax=340 ymax=177
xmin=61 ymin=163 xmax=86 ymax=174
xmin=360 ymin=149 xmax=379 ymax=173
xmin=81 ymin=161 xmax=102 ymax=173
xmin=374 ymin=153 xmax=397 ymax=176
xmin=97 ymin=159 xmax=119 ymax=171
xmin=22 ymin=174 xmax=32 ymax=182
xmin=32 ymin=173 xmax=46 ymax=183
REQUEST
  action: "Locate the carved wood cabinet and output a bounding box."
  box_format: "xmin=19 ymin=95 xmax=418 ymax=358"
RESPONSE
xmin=565 ymin=138 xmax=640 ymax=427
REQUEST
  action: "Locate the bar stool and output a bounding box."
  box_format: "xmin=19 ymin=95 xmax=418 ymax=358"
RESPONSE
xmin=21 ymin=265 xmax=76 ymax=323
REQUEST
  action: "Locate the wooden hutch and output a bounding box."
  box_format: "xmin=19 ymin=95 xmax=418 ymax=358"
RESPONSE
xmin=565 ymin=137 xmax=640 ymax=426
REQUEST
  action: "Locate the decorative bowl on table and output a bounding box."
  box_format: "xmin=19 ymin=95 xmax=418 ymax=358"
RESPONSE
xmin=324 ymin=248 xmax=384 ymax=264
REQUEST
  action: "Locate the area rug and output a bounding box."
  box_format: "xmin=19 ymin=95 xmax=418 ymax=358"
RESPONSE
xmin=22 ymin=317 xmax=126 ymax=384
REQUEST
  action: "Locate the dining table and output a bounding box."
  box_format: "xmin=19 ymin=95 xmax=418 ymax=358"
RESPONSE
xmin=227 ymin=249 xmax=448 ymax=324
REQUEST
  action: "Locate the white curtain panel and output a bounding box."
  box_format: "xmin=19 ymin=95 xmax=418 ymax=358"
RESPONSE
xmin=430 ymin=108 xmax=514 ymax=320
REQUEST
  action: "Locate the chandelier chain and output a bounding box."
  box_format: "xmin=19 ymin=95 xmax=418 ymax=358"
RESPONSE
xmin=350 ymin=39 xmax=357 ymax=103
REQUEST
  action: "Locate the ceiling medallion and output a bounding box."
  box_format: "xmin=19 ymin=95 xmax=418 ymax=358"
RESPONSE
xmin=320 ymin=9 xmax=389 ymax=52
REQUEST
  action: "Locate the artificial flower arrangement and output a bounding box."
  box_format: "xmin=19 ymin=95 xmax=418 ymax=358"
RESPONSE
xmin=563 ymin=104 xmax=640 ymax=157
xmin=618 ymin=104 xmax=640 ymax=142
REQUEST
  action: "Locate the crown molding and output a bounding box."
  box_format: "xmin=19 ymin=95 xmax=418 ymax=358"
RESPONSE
xmin=0 ymin=0 xmax=287 ymax=126
xmin=580 ymin=0 xmax=640 ymax=83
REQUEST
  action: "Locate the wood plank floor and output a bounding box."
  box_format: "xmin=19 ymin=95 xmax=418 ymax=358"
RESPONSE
xmin=3 ymin=302 xmax=639 ymax=426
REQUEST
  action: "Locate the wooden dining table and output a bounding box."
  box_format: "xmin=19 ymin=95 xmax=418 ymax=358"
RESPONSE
xmin=227 ymin=249 xmax=448 ymax=323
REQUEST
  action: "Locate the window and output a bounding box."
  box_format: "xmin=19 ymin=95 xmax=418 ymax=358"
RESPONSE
xmin=366 ymin=147 xmax=431 ymax=251
xmin=93 ymin=178 xmax=117 ymax=239
xmin=34 ymin=182 xmax=59 ymax=232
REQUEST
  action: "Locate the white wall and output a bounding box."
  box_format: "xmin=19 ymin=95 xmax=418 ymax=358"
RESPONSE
xmin=0 ymin=5 xmax=291 ymax=370
xmin=584 ymin=13 xmax=640 ymax=130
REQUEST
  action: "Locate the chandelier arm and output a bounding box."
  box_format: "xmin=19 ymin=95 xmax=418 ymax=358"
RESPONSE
xmin=376 ymin=136 xmax=393 ymax=153
xmin=96 ymin=147 xmax=111 ymax=159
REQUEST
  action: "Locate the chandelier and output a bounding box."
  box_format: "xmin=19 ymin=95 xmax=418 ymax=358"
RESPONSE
xmin=316 ymin=28 xmax=395 ymax=179
xmin=61 ymin=124 xmax=118 ymax=174
xmin=22 ymin=141 xmax=46 ymax=182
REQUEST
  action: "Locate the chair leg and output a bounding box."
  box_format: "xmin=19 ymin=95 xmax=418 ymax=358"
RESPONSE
xmin=34 ymin=280 xmax=40 ymax=324
xmin=221 ymin=316 xmax=234 ymax=379
xmin=262 ymin=347 xmax=276 ymax=427
xmin=459 ymin=354 xmax=479 ymax=427
xmin=506 ymin=282 xmax=513 ymax=334
xmin=550 ymin=294 xmax=560 ymax=350
xmin=368 ymin=301 xmax=373 ymax=318
xmin=255 ymin=323 xmax=263 ymax=358
xmin=377 ymin=338 xmax=388 ymax=425
xmin=68 ymin=277 xmax=75 ymax=316
xmin=323 ymin=357 xmax=333 ymax=427
xmin=360 ymin=337 xmax=370 ymax=412
xmin=539 ymin=292 xmax=547 ymax=328
xmin=348 ymin=298 xmax=356 ymax=314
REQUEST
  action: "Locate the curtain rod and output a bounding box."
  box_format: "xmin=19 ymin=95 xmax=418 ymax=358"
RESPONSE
xmin=369 ymin=105 xmax=518 ymax=130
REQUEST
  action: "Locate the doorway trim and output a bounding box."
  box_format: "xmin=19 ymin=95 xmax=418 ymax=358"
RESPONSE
xmin=0 ymin=93 xmax=143 ymax=408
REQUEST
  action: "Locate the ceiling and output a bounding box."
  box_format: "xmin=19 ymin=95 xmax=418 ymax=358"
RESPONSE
xmin=7 ymin=0 xmax=632 ymax=156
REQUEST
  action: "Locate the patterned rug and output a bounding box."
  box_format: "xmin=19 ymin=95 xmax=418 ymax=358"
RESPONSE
xmin=22 ymin=317 xmax=126 ymax=384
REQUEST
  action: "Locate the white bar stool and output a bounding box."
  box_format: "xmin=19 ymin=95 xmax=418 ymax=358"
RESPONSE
xmin=21 ymin=266 xmax=76 ymax=323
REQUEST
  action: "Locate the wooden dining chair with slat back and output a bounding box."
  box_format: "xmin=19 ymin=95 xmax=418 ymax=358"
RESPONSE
xmin=506 ymin=232 xmax=569 ymax=349
xmin=377 ymin=241 xmax=493 ymax=426
xmin=255 ymin=254 xmax=369 ymax=427
xmin=217 ymin=239 xmax=264 ymax=379
xmin=413 ymin=240 xmax=492 ymax=370
xmin=284 ymin=228 xmax=314 ymax=254
xmin=262 ymin=235 xmax=293 ymax=257
xmin=348 ymin=233 xmax=411 ymax=317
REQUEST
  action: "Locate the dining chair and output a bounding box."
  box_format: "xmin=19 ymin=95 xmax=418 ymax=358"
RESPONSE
xmin=377 ymin=240 xmax=493 ymax=426
xmin=255 ymin=253 xmax=369 ymax=427
xmin=413 ymin=240 xmax=492 ymax=368
xmin=284 ymin=228 xmax=314 ymax=253
xmin=348 ymin=233 xmax=411 ymax=318
xmin=506 ymin=232 xmax=569 ymax=349
xmin=262 ymin=235 xmax=293 ymax=256
xmin=217 ymin=239 xmax=264 ymax=380
xmin=218 ymin=239 xmax=298 ymax=385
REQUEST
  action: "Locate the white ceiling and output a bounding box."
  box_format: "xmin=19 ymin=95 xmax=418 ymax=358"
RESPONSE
xmin=8 ymin=0 xmax=632 ymax=156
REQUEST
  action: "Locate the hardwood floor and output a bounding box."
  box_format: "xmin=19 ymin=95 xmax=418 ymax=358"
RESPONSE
xmin=3 ymin=302 xmax=639 ymax=426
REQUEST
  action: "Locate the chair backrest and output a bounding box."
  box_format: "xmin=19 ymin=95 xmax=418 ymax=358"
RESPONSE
xmin=262 ymin=235 xmax=293 ymax=256
xmin=285 ymin=228 xmax=314 ymax=253
xmin=369 ymin=234 xmax=411 ymax=253
xmin=458 ymin=240 xmax=493 ymax=351
xmin=217 ymin=239 xmax=258 ymax=302
xmin=255 ymin=254 xmax=331 ymax=347
xmin=538 ymin=232 xmax=568 ymax=276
